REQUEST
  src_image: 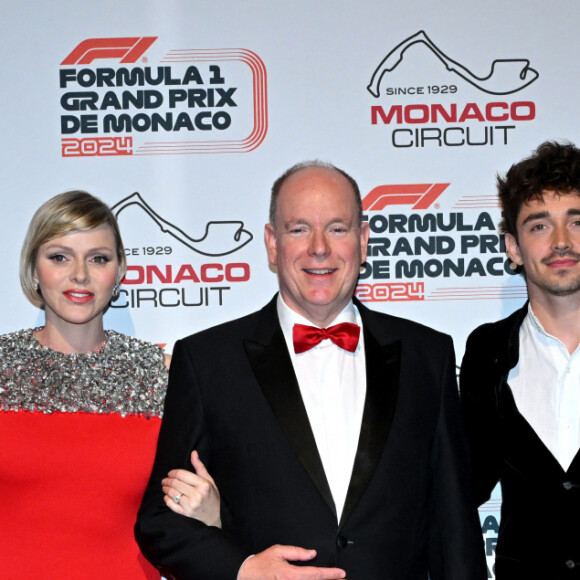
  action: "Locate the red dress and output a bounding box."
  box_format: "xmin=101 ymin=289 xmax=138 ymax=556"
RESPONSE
xmin=0 ymin=329 xmax=168 ymax=579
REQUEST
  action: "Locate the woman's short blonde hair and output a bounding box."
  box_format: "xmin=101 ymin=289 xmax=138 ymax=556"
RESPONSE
xmin=20 ymin=190 xmax=127 ymax=307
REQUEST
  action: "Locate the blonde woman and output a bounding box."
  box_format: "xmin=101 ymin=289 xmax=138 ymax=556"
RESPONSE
xmin=0 ymin=191 xmax=218 ymax=579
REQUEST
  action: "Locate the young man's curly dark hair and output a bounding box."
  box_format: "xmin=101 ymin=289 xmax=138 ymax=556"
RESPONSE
xmin=499 ymin=141 xmax=580 ymax=238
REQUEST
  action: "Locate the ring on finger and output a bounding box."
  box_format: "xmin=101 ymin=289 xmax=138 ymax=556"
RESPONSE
xmin=173 ymin=493 xmax=183 ymax=505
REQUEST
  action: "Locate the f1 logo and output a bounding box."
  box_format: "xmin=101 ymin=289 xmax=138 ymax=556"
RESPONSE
xmin=362 ymin=183 xmax=449 ymax=210
xmin=61 ymin=37 xmax=157 ymax=65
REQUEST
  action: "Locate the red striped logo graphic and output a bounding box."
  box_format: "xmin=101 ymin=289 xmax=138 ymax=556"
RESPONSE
xmin=61 ymin=37 xmax=157 ymax=65
xmin=362 ymin=183 xmax=449 ymax=210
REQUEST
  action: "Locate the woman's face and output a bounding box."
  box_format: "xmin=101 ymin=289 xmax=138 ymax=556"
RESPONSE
xmin=34 ymin=225 xmax=120 ymax=330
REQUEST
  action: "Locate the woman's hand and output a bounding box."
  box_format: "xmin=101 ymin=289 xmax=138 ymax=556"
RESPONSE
xmin=162 ymin=450 xmax=221 ymax=527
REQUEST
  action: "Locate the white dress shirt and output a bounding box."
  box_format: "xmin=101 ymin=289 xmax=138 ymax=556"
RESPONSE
xmin=509 ymin=305 xmax=580 ymax=471
xmin=277 ymin=295 xmax=367 ymax=519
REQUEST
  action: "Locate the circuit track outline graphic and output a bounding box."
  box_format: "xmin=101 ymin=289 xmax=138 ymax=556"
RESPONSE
xmin=111 ymin=192 xmax=253 ymax=257
xmin=368 ymin=30 xmax=539 ymax=97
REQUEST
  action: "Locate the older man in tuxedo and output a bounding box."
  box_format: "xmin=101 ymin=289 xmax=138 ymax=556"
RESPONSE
xmin=136 ymin=161 xmax=486 ymax=580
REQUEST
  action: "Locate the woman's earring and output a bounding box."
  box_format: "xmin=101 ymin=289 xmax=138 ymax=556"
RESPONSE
xmin=112 ymin=282 xmax=120 ymax=299
xmin=34 ymin=282 xmax=39 ymax=291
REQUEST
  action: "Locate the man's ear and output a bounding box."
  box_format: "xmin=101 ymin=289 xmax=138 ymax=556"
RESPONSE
xmin=264 ymin=224 xmax=277 ymax=267
xmin=505 ymin=233 xmax=523 ymax=266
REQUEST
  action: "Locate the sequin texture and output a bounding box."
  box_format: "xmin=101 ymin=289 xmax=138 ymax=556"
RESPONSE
xmin=0 ymin=329 xmax=168 ymax=416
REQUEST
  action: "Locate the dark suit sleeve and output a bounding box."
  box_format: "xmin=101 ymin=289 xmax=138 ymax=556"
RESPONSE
xmin=135 ymin=338 xmax=249 ymax=580
xmin=428 ymin=337 xmax=487 ymax=580
xmin=459 ymin=326 xmax=501 ymax=506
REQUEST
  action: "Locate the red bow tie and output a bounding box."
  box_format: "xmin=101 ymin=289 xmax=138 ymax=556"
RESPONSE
xmin=293 ymin=322 xmax=360 ymax=354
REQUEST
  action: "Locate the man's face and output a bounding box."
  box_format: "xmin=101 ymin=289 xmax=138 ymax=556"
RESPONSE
xmin=506 ymin=190 xmax=580 ymax=299
xmin=265 ymin=166 xmax=369 ymax=327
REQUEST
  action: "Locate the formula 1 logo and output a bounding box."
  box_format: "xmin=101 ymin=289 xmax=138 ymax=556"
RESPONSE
xmin=59 ymin=37 xmax=268 ymax=156
xmin=357 ymin=180 xmax=528 ymax=302
xmin=362 ymin=183 xmax=449 ymax=210
xmin=368 ymin=30 xmax=539 ymax=97
xmin=61 ymin=37 xmax=157 ymax=65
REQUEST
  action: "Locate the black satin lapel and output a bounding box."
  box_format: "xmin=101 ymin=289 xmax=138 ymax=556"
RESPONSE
xmin=497 ymin=381 xmax=567 ymax=475
xmin=340 ymin=330 xmax=400 ymax=527
xmin=243 ymin=330 xmax=336 ymax=517
xmin=568 ymin=448 xmax=580 ymax=474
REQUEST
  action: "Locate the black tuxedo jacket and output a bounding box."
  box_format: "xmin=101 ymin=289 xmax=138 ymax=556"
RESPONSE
xmin=136 ymin=296 xmax=485 ymax=580
xmin=460 ymin=304 xmax=580 ymax=579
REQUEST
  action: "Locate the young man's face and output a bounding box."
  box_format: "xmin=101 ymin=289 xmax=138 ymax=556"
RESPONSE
xmin=506 ymin=190 xmax=580 ymax=299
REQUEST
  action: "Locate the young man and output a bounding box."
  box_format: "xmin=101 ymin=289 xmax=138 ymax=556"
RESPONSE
xmin=461 ymin=141 xmax=580 ymax=579
xmin=137 ymin=161 xmax=486 ymax=580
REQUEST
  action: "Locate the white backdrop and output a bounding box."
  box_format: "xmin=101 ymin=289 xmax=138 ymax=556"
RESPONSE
xmin=3 ymin=2 xmax=580 ymax=576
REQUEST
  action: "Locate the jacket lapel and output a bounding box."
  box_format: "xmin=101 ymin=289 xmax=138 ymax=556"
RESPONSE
xmin=497 ymin=380 xmax=566 ymax=475
xmin=567 ymin=449 xmax=580 ymax=475
xmin=243 ymin=298 xmax=336 ymax=517
xmin=493 ymin=303 xmax=527 ymax=383
xmin=243 ymin=297 xmax=402 ymax=525
xmin=339 ymin=319 xmax=401 ymax=527
xmin=494 ymin=303 xmax=570 ymax=476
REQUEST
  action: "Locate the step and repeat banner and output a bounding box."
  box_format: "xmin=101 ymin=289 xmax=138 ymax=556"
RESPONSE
xmin=3 ymin=1 xmax=579 ymax=576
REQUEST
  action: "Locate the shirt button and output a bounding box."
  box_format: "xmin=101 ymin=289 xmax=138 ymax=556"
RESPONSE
xmin=336 ymin=536 xmax=348 ymax=549
xmin=563 ymin=481 xmax=574 ymax=490
xmin=566 ymin=560 xmax=576 ymax=569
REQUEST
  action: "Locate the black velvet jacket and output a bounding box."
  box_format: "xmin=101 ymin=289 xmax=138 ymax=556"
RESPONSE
xmin=460 ymin=304 xmax=580 ymax=579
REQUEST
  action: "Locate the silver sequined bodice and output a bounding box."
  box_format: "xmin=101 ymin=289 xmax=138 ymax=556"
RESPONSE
xmin=0 ymin=329 xmax=168 ymax=416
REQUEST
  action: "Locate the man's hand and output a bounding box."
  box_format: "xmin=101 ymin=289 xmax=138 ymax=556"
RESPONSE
xmin=162 ymin=450 xmax=221 ymax=527
xmin=238 ymin=545 xmax=347 ymax=580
